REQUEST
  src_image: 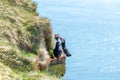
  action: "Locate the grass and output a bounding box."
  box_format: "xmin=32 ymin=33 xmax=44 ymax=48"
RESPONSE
xmin=0 ymin=62 xmax=60 ymax=80
xmin=0 ymin=47 xmax=61 ymax=80
xmin=17 ymin=71 xmax=60 ymax=80
xmin=0 ymin=0 xmax=61 ymax=79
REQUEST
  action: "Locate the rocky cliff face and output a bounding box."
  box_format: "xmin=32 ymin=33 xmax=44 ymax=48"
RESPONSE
xmin=0 ymin=0 xmax=58 ymax=79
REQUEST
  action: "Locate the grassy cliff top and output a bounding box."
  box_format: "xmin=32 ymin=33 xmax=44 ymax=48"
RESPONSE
xmin=0 ymin=0 xmax=60 ymax=80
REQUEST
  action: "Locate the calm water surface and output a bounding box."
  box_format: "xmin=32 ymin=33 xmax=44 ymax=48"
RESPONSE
xmin=33 ymin=0 xmax=120 ymax=80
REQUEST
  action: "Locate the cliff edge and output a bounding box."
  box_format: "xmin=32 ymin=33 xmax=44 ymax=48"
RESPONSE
xmin=0 ymin=0 xmax=59 ymax=80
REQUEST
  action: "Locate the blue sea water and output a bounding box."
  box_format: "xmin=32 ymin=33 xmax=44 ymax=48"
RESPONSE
xmin=32 ymin=0 xmax=120 ymax=80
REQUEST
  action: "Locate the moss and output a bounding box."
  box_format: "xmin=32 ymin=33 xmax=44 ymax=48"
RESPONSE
xmin=49 ymin=64 xmax=66 ymax=77
xmin=45 ymin=37 xmax=52 ymax=49
xmin=49 ymin=49 xmax=55 ymax=58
